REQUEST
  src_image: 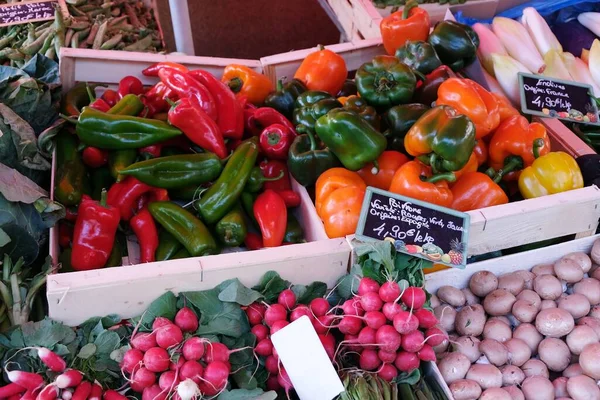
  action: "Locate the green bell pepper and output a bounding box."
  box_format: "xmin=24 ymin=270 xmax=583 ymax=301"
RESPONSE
xmin=215 ymin=205 xmax=247 ymax=247
xmin=428 ymin=20 xmax=480 ymax=72
xmin=288 ymin=127 xmax=341 ymax=186
xmin=55 ymin=131 xmax=86 ymax=206
xmin=284 ymin=214 xmax=304 ymax=244
xmin=355 ymin=55 xmax=417 ymax=109
xmin=156 ymin=230 xmax=183 ymax=261
xmin=343 ymin=96 xmax=380 ymax=130
xmin=337 ymin=79 xmax=358 ymax=97
xmin=109 ymin=149 xmax=137 ymax=181
xmin=395 ymin=40 xmax=442 ymax=75
xmin=293 ymin=90 xmax=342 ymax=131
xmin=264 ymin=79 xmax=307 ymax=121
xmin=383 ymin=103 xmax=430 ymax=152
xmin=171 ymin=248 xmax=191 ymax=260
xmin=315 ymin=109 xmax=387 ymax=171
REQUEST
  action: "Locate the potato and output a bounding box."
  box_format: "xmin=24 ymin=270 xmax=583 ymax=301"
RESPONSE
xmin=567 ymin=375 xmax=600 ymax=400
xmin=469 ymin=271 xmax=499 ymax=297
xmin=590 ymin=305 xmax=600 ymax=319
xmin=591 ymin=239 xmax=600 ymax=265
xmin=462 ymin=288 xmax=480 ymax=305
xmin=483 ymin=319 xmax=512 ymax=343
xmin=434 ymin=305 xmax=457 ymax=332
xmin=501 ymin=365 xmax=525 ymax=386
xmin=512 ymin=300 xmax=539 ymax=323
xmin=490 ymin=316 xmax=511 ymax=326
xmin=438 ymin=352 xmax=471 ymax=384
xmin=564 ymin=252 xmax=593 ymax=273
xmin=538 ymin=338 xmax=571 ymax=371
xmin=535 ymin=308 xmax=575 ymax=337
xmin=513 ymin=323 xmax=543 ymax=355
xmin=480 ymin=388 xmax=512 ymax=400
xmin=433 ymin=337 xmax=449 ymax=353
xmin=566 ymin=325 xmax=599 ymax=355
xmin=554 ymin=377 xmax=569 ymax=398
xmin=503 ymin=385 xmax=525 ymax=400
xmin=554 ymin=258 xmax=585 ymax=283
xmin=498 ymin=273 xmax=526 ymax=296
xmin=454 ymin=336 xmax=481 ymax=363
xmin=438 ymin=286 xmax=466 ymax=307
xmin=455 ymin=304 xmax=486 ymax=336
xmin=532 ymin=263 xmax=555 ymax=276
xmin=430 ymin=294 xmax=441 ymax=308
xmin=578 ymin=316 xmax=600 ymax=337
xmin=574 ymin=279 xmax=600 ymax=305
xmin=516 ymin=290 xmax=542 ymax=309
xmin=522 ymin=376 xmax=554 ymax=400
xmin=540 ymin=300 xmax=557 ymax=309
xmin=558 ymin=294 xmax=591 ymax=319
xmin=479 ymin=339 xmax=508 ymax=366
xmin=579 ymin=342 xmax=600 ymax=379
xmin=521 ymin=359 xmax=549 ymax=378
xmin=505 ymin=338 xmax=531 ymax=367
xmin=484 ymin=289 xmax=517 ymax=316
xmin=466 ymin=364 xmax=502 ymax=389
xmin=449 ymin=379 xmax=482 ymax=400
xmin=515 ymin=270 xmax=536 ymax=290
xmin=533 ymin=275 xmax=563 ymax=300
xmin=563 ymin=363 xmax=584 ymax=377
xmin=592 ymin=267 xmax=600 ymax=281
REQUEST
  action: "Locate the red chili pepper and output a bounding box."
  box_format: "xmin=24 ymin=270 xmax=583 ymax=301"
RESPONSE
xmin=107 ymin=177 xmax=152 ymax=221
xmin=65 ymin=207 xmax=78 ymax=222
xmin=253 ymin=189 xmax=287 ymax=247
xmin=58 ymin=222 xmax=72 ymax=248
xmin=136 ymin=193 xmax=149 ymax=212
xmin=167 ymin=97 xmax=227 ymax=159
xmin=142 ymin=62 xmax=189 ymax=77
xmin=139 ymin=144 xmax=162 ymax=159
xmin=89 ymin=98 xmax=111 ymax=112
xmin=189 ymin=69 xmax=244 ymax=139
xmin=71 ymin=191 xmax=120 ymax=271
xmin=142 ymin=82 xmax=177 ymax=115
xmin=149 ymin=188 xmax=169 ymax=202
xmin=82 ymin=147 xmax=108 ymax=168
xmin=101 ymin=89 xmax=119 ymax=107
xmin=244 ymin=232 xmax=263 ymax=250
xmin=259 ymin=160 xmax=292 ymax=192
xmin=276 ymin=190 xmax=301 ymax=208
xmin=117 ymin=76 xmax=144 ymax=99
xmin=247 ymin=107 xmax=296 ymax=137
xmin=158 ymin=69 xmax=218 ymax=121
xmin=130 ymin=208 xmax=158 ymax=263
xmin=259 ymin=124 xmax=295 ymax=160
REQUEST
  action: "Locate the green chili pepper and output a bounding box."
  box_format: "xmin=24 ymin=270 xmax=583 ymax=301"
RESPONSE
xmin=284 ymin=214 xmax=304 ymax=243
xmin=105 ymin=237 xmax=123 ymax=267
xmin=245 ymin=166 xmax=285 ymax=193
xmin=61 ymin=82 xmax=94 ymax=116
xmin=264 ymin=79 xmax=307 ymax=121
xmin=109 ymin=149 xmax=137 ymax=181
xmin=240 ymin=191 xmax=258 ymax=229
xmin=215 ymin=205 xmax=247 ymax=247
xmin=55 ymin=131 xmax=86 ymax=206
xmin=107 ymin=94 xmax=144 ymax=116
xmin=171 ymin=248 xmax=191 ymax=260
xmin=155 ymin=230 xmax=183 ymax=261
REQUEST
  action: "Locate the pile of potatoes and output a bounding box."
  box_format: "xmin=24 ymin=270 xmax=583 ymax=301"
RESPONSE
xmin=433 ymin=241 xmax=600 ymax=400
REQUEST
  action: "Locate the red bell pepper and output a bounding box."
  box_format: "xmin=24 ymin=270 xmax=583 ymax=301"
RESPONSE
xmin=64 ymin=207 xmax=78 ymax=222
xmin=139 ymin=144 xmax=162 ymax=159
xmin=107 ymin=176 xmax=152 ymax=221
xmin=142 ymin=61 xmax=189 ymax=77
xmin=189 ymin=69 xmax=244 ymax=139
xmin=159 ymin=69 xmax=218 ymax=121
xmin=101 ymin=89 xmax=119 ymax=107
xmin=130 ymin=208 xmax=159 ymax=263
xmin=89 ymin=98 xmax=111 ymax=112
xmin=117 ymin=76 xmax=144 ymax=99
xmin=259 ymin=124 xmax=295 ymax=160
xmin=253 ymin=189 xmax=287 ymax=247
xmin=71 ymin=191 xmax=120 ymax=271
xmin=247 ymin=107 xmax=296 ymax=136
xmin=244 ymin=232 xmax=263 ymax=250
xmin=82 ymin=147 xmax=108 ymax=168
xmin=259 ymin=160 xmax=292 ymax=191
xmin=58 ymin=222 xmax=72 ymax=248
xmin=167 ymin=97 xmax=227 ymax=159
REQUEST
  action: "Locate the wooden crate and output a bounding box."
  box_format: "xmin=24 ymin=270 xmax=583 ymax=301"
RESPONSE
xmin=537 ymin=117 xmax=596 ymax=157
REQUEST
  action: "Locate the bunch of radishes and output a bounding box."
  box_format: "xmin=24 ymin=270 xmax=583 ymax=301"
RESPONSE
xmin=122 ymin=307 xmax=239 ymax=400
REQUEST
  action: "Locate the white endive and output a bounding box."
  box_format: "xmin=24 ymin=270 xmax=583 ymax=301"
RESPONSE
xmin=492 ymin=17 xmax=545 ymax=73
xmin=561 ymin=52 xmax=600 ymax=96
xmin=521 ymin=7 xmax=562 ymax=57
xmin=589 ymin=39 xmax=600 ymax=88
xmin=481 ymin=68 xmax=505 ymax=95
xmin=492 ymin=54 xmax=531 ymax=106
xmin=473 ymin=23 xmax=507 ymax=77
xmin=543 ymin=49 xmax=572 ymax=81
xmin=578 ymin=13 xmax=600 ymax=37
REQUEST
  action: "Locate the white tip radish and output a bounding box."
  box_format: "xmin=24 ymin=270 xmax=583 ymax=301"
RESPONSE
xmin=38 ymin=385 xmax=59 ymax=400
xmin=176 ymin=379 xmax=200 ymax=400
xmin=0 ymin=383 xmax=26 ymax=398
xmin=102 ymin=390 xmax=127 ymax=400
xmin=37 ymin=348 xmax=67 ymax=373
xmin=6 ymin=371 xmax=44 ymax=391
xmin=88 ymin=382 xmax=103 ymax=400
xmin=71 ymin=381 xmax=92 ymax=400
xmin=62 ymin=389 xmax=73 ymax=400
xmin=56 ymin=370 xmax=83 ymax=390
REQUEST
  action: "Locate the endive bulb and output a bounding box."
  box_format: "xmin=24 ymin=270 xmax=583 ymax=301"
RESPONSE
xmin=561 ymin=52 xmax=600 ymax=96
xmin=481 ymin=68 xmax=505 ymax=95
xmin=589 ymin=39 xmax=600 ymax=88
xmin=543 ymin=49 xmax=572 ymax=81
xmin=578 ymin=13 xmax=600 ymax=37
xmin=492 ymin=17 xmax=545 ymax=74
xmin=473 ymin=23 xmax=507 ymax=77
xmin=521 ymin=7 xmax=562 ymax=57
xmin=582 ymin=48 xmax=590 ymax=64
xmin=492 ymin=54 xmax=531 ymax=106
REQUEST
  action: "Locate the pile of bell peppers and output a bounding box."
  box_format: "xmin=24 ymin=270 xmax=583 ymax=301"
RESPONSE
xmin=56 ymin=65 xmax=307 ymax=272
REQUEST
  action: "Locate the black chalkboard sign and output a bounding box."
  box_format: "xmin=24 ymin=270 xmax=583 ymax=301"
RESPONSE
xmin=519 ymin=72 xmax=599 ymax=124
xmin=0 ymin=0 xmax=58 ymax=27
xmin=356 ymin=187 xmax=470 ymax=268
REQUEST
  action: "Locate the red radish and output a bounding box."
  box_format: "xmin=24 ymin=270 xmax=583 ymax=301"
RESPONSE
xmin=179 ymin=361 xmax=204 ymax=385
xmin=251 ymin=324 xmax=269 ymax=342
xmin=313 ymin=315 xmax=336 ymax=334
xmin=382 ymin=302 xmax=403 ymax=321
xmin=417 ymin=344 xmax=436 ymax=361
xmin=152 ymin=317 xmax=172 ymax=330
xmin=395 ymin=351 xmax=420 ymax=372
xmin=39 ymin=385 xmax=59 ymax=400
xmin=379 ymin=282 xmax=401 ymax=303
xmin=376 ymin=325 xmax=402 ymax=353
xmin=424 ymin=327 xmax=447 ymax=347
xmin=0 ymin=383 xmax=25 ymax=398
xmin=142 ymin=384 xmax=166 ymax=400
xmin=414 ymin=308 xmax=437 ymax=329
xmin=378 ymin=363 xmax=398 ymax=382
xmin=277 ymin=367 xmax=293 ymax=398
xmin=402 ymin=330 xmax=425 ymax=352
xmin=71 ymin=381 xmax=92 ymax=400
xmin=204 ymin=342 xmax=229 ymax=363
xmin=199 ymin=361 xmax=230 ymax=396
xmin=6 ymin=371 xmax=43 ymax=391
xmin=103 ymin=390 xmax=127 ymax=400
xmin=37 ymin=348 xmax=67 ymax=373
xmin=378 ymin=350 xmax=397 ymax=364
xmin=130 ymin=367 xmax=156 ymax=392
xmin=156 ymin=324 xmax=183 ymax=349
xmin=20 ymin=390 xmax=37 ymax=400
xmin=401 ymin=287 xmax=426 ymax=309
xmin=265 ymin=356 xmax=279 ymax=374
xmin=338 ymin=316 xmax=363 ymax=335
xmin=158 ymin=371 xmax=180 ymax=391
xmin=7 ymin=395 xmax=20 ymax=400
xmin=341 ymin=298 xmax=364 ymax=316
xmin=174 ymin=308 xmax=199 ymax=333
xmin=273 ymin=347 xmax=278 ymax=359
xmin=169 ymin=357 xmax=185 ymax=371
xmin=89 ymin=382 xmax=102 ymax=400
xmin=345 ymin=334 xmax=362 ymax=352
xmin=290 ymin=306 xmax=314 ymax=323
xmin=363 ymin=311 xmax=386 ymax=329
xmin=245 ymin=303 xmax=266 ymax=326
xmin=393 ymin=310 xmax=418 ymax=334
xmin=255 ymin=338 xmax=273 ymax=357
xmin=131 ymin=332 xmax=157 ymax=352
xmin=182 ymin=337 xmax=205 ymax=361
xmin=310 ymin=298 xmax=330 ymax=317
xmin=358 ymin=326 xmax=377 ymax=345
xmin=266 ymin=376 xmax=280 ymax=392
xmin=359 ymin=349 xmax=382 ymax=371
xmin=121 ymin=349 xmax=144 ymax=374
xmin=271 ymin=320 xmax=289 ymax=334
xmin=360 ymin=292 xmax=383 ymax=312
xmin=278 ymin=289 xmax=297 ymax=309
xmin=176 ymin=379 xmax=200 ymax=400
xmin=264 ymin=304 xmax=287 ymax=327
xmin=358 ymin=277 xmax=380 ymax=295
xmin=319 ymin=334 xmax=335 ymax=359
xmin=62 ymin=389 xmax=73 ymax=400
xmin=143 ymin=347 xmax=170 ymax=373
xmin=57 ymin=370 xmax=84 ymax=389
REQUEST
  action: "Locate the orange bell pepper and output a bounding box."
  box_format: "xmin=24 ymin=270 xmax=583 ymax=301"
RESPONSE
xmin=492 ymin=92 xmax=520 ymax=123
xmin=450 ymin=172 xmax=508 ymax=212
xmin=388 ymin=161 xmax=453 ymax=208
xmin=380 ymin=0 xmax=430 ymax=56
xmin=473 ymin=140 xmax=488 ymax=167
xmin=453 ymin=152 xmax=478 ymax=181
xmin=436 ymin=78 xmax=500 ymax=139
xmin=320 ymin=185 xmax=366 ymax=238
xmin=357 ymin=151 xmax=410 ymax=190
xmin=294 ymin=46 xmax=347 ymax=96
xmin=488 ymin=115 xmax=551 ymax=181
xmin=315 ymin=168 xmax=366 ymax=217
xmin=221 ymin=65 xmax=274 ymax=106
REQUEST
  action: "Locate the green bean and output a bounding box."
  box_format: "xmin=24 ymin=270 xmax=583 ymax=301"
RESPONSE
xmin=111 ymin=8 xmax=120 ymax=17
xmin=0 ymin=48 xmax=17 ymax=60
xmin=92 ymin=19 xmax=108 ymax=49
xmin=78 ymin=5 xmax=97 ymax=12
xmin=76 ymin=28 xmax=90 ymax=40
xmin=68 ymin=6 xmax=87 ymax=17
xmin=100 ymin=33 xmax=122 ymax=50
xmin=39 ymin=30 xmax=56 ymax=55
xmin=0 ymin=27 xmax=20 ymax=50
xmin=71 ymin=34 xmax=79 ymax=49
xmin=21 ymin=28 xmax=53 ymax=56
xmin=7 ymin=50 xmax=24 ymax=61
xmin=69 ymin=20 xmax=90 ymax=30
xmin=65 ymin=29 xmax=74 ymax=46
xmin=35 ymin=21 xmax=53 ymax=32
xmin=45 ymin=46 xmax=56 ymax=59
xmin=66 ymin=0 xmax=86 ymax=5
xmin=108 ymin=15 xmax=127 ymax=27
xmin=86 ymin=22 xmax=99 ymax=45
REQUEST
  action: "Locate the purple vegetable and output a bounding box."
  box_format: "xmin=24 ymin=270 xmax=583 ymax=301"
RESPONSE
xmin=552 ymin=21 xmax=597 ymax=57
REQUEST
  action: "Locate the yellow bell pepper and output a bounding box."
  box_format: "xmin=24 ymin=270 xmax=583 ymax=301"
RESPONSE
xmin=518 ymin=152 xmax=583 ymax=199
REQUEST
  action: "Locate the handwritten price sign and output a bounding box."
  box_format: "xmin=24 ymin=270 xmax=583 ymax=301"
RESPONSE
xmin=0 ymin=0 xmax=67 ymax=27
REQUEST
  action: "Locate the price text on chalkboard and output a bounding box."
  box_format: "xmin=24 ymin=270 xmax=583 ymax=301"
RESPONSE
xmin=0 ymin=0 xmax=58 ymax=27
xmin=356 ymin=187 xmax=470 ymax=268
xmin=519 ymin=72 xmax=599 ymax=124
